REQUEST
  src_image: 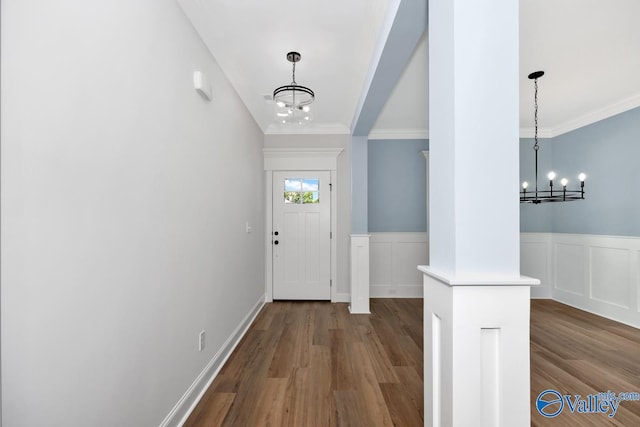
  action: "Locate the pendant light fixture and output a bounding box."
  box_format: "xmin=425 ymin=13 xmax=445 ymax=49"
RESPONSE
xmin=273 ymin=51 xmax=314 ymax=125
xmin=520 ymin=71 xmax=586 ymax=204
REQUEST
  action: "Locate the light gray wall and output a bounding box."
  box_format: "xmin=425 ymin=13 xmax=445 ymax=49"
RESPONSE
xmin=368 ymin=139 xmax=429 ymax=232
xmin=520 ymin=106 xmax=640 ymax=237
xmin=1 ymin=1 xmax=264 ymax=426
xmin=263 ymin=134 xmax=352 ymax=299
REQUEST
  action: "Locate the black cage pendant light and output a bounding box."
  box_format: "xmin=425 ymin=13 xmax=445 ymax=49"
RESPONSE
xmin=520 ymin=71 xmax=586 ymax=204
xmin=273 ymin=52 xmax=314 ymax=125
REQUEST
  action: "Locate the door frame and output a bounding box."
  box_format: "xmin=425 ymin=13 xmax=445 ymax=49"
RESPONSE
xmin=263 ymin=148 xmax=343 ymax=302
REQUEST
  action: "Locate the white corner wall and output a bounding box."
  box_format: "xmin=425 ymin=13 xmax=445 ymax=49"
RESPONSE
xmin=521 ymin=233 xmax=640 ymax=328
xmin=1 ymin=1 xmax=265 ymax=426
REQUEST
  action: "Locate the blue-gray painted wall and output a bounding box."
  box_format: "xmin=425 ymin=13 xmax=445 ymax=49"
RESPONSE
xmin=368 ymin=139 xmax=429 ymax=232
xmin=351 ymin=136 xmax=369 ymax=234
xmin=367 ymin=107 xmax=640 ymax=236
xmin=520 ymin=106 xmax=640 ymax=237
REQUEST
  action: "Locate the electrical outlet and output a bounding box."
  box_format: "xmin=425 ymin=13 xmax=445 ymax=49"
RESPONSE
xmin=198 ymin=330 xmax=205 ymax=352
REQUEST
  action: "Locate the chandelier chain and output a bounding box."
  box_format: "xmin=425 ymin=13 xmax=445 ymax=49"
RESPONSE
xmin=292 ymin=61 xmax=296 ymax=85
xmin=521 ymin=70 xmax=586 ymax=204
xmin=534 ymin=77 xmax=539 ymax=151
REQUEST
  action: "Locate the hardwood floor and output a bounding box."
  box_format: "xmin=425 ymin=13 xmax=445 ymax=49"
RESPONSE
xmin=184 ymin=299 xmax=423 ymax=427
xmin=184 ymin=299 xmax=640 ymax=426
xmin=530 ymin=300 xmax=640 ymax=426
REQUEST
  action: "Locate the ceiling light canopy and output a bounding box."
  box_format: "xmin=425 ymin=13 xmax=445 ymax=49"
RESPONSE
xmin=273 ymin=52 xmax=314 ymax=125
xmin=520 ymin=71 xmax=586 ymax=204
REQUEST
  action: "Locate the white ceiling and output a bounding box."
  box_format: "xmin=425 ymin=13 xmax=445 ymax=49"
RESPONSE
xmin=179 ymin=0 xmax=640 ymax=137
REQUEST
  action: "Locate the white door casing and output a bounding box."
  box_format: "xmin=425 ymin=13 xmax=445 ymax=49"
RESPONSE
xmin=272 ymin=171 xmax=331 ymax=300
xmin=263 ymin=147 xmax=342 ymax=303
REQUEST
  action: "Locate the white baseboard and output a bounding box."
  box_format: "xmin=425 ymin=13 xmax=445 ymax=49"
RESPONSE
xmin=333 ymin=292 xmax=350 ymax=303
xmin=160 ymin=295 xmax=265 ymax=427
xmin=371 ymin=284 xmax=423 ymax=298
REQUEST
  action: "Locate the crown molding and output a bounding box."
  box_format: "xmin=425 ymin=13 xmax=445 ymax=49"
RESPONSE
xmin=519 ymin=128 xmax=553 ymax=139
xmin=550 ymin=92 xmax=640 ymax=137
xmin=262 ymin=93 xmax=640 ymax=139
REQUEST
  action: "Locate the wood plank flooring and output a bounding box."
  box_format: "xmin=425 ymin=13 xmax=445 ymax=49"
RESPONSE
xmin=185 ymin=299 xmax=640 ymax=426
xmin=530 ymin=300 xmax=640 ymax=426
xmin=184 ymin=299 xmax=423 ymax=427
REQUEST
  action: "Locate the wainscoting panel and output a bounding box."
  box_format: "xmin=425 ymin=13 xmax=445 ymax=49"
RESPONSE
xmin=637 ymin=250 xmax=640 ymax=313
xmin=521 ymin=233 xmax=640 ymax=329
xmin=520 ymin=234 xmax=552 ymax=298
xmin=590 ymin=246 xmax=630 ymax=309
xmin=370 ymin=232 xmax=428 ymax=297
xmin=554 ymin=242 xmax=586 ymax=297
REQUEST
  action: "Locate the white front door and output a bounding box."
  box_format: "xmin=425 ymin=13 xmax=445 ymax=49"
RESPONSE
xmin=272 ymin=171 xmax=331 ymax=300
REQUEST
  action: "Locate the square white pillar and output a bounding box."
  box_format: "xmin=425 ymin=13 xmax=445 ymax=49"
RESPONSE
xmin=421 ymin=267 xmax=539 ymax=427
xmin=349 ymin=234 xmax=370 ymax=314
xmin=425 ymin=0 xmax=540 ymax=425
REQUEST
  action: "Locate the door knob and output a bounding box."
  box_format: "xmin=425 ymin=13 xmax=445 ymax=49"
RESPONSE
xmin=274 ymin=231 xmax=279 ymax=236
xmin=274 ymin=240 xmax=279 ymax=245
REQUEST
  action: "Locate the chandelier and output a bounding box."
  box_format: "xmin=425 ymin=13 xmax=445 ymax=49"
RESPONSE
xmin=520 ymin=71 xmax=586 ymax=204
xmin=273 ymin=51 xmax=314 ymax=125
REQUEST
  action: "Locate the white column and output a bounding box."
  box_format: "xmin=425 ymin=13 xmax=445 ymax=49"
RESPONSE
xmin=422 ymin=150 xmax=430 ymax=249
xmin=349 ymin=136 xmax=370 ymax=313
xmin=422 ymin=0 xmax=539 ymax=426
xmin=350 ymin=234 xmax=371 ymax=314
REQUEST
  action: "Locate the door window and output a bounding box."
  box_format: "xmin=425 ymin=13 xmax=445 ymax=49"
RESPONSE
xmin=284 ymin=178 xmax=319 ymax=204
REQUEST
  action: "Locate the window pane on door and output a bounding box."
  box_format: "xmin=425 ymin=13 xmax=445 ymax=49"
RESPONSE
xmin=284 ymin=178 xmax=320 ymax=204
xmin=302 ymin=179 xmax=319 ymax=191
xmin=285 ymin=179 xmax=302 ymax=192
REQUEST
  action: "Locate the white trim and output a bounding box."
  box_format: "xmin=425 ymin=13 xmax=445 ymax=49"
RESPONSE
xmin=371 ymin=284 xmax=423 ymax=298
xmin=265 ymin=172 xmax=274 ymax=302
xmin=161 ymin=296 xmax=265 ymax=427
xmin=263 ymin=148 xmax=343 ymax=171
xmin=333 ymin=292 xmax=350 ymax=303
xmin=422 ymin=150 xmax=430 ymax=241
xmin=520 ymin=232 xmax=640 ymax=329
xmin=263 ymin=148 xmax=341 ymax=302
xmin=520 ymin=92 xmax=640 ymax=138
xmin=330 ymin=169 xmax=338 ymax=302
xmin=264 ymin=123 xmax=350 ymax=135
xmin=519 ymin=128 xmax=553 ymax=139
xmin=368 ymin=128 xmax=429 ymax=140
xmin=419 ymin=265 xmax=539 ymax=286
xmin=551 ymin=93 xmax=640 ymax=137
